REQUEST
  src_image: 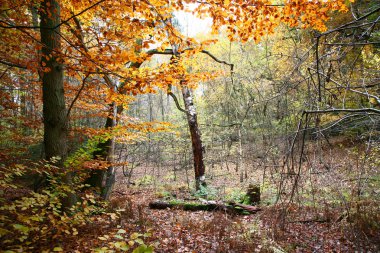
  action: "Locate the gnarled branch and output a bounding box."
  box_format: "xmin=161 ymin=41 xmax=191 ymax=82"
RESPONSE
xmin=168 ymin=91 xmax=186 ymax=113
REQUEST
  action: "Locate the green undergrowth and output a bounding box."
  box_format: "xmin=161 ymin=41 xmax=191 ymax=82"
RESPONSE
xmin=0 ymin=161 xmax=154 ymax=252
xmin=94 ymin=229 xmax=155 ymax=253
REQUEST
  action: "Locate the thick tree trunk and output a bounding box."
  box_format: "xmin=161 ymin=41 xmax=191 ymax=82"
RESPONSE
xmin=40 ymin=0 xmax=75 ymax=207
xmin=101 ymin=102 xmax=117 ymax=200
xmin=181 ymin=84 xmax=206 ymax=190
xmin=40 ymin=0 xmax=66 ymax=162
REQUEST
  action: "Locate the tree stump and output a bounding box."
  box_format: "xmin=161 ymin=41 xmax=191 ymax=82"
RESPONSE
xmin=247 ymin=184 xmax=260 ymax=205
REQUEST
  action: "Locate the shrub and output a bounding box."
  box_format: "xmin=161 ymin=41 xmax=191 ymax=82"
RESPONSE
xmin=0 ymin=162 xmax=104 ymax=251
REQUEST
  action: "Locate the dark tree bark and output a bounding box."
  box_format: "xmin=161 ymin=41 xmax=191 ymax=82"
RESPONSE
xmin=181 ymin=84 xmax=206 ymax=190
xmin=40 ymin=0 xmax=66 ymax=162
xmin=40 ymin=0 xmax=75 ymax=207
xmin=85 ymin=101 xmax=117 ymax=199
xmin=85 ymin=62 xmax=143 ymax=199
xmin=100 ymin=104 xmax=117 ymax=200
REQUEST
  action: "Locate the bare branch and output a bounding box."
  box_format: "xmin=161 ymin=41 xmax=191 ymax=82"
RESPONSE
xmin=147 ymin=48 xmax=234 ymax=70
xmin=200 ymin=50 xmax=234 ymax=71
xmin=320 ymin=6 xmax=380 ymax=36
xmin=200 ymin=122 xmax=242 ymax=127
xmin=55 ymin=0 xmax=106 ymax=29
xmin=167 ymin=91 xmax=186 ymax=113
xmin=67 ymin=74 xmax=90 ymax=118
xmin=312 ymin=114 xmax=378 ymax=135
xmin=315 ymin=36 xmax=321 ymax=102
xmin=309 ymin=67 xmax=380 ymax=105
xmin=0 ymin=60 xmax=27 ymax=69
xmin=324 ymin=41 xmax=380 ymax=46
xmin=0 ymin=0 xmax=106 ymax=30
xmin=304 ymin=108 xmax=380 ymax=114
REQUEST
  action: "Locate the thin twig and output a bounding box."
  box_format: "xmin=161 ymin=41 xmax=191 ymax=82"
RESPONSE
xmin=146 ymin=48 xmax=234 ymax=70
xmin=324 ymin=41 xmax=380 ymax=46
xmin=0 ymin=66 xmax=12 ymax=79
xmin=320 ymin=6 xmax=380 ymax=36
xmin=0 ymin=0 xmax=106 ymax=30
xmin=308 ymin=67 xmax=380 ymax=104
xmin=304 ymin=108 xmax=380 ymax=114
xmin=67 ymin=73 xmax=89 ymax=118
xmin=315 ymin=36 xmax=321 ymax=102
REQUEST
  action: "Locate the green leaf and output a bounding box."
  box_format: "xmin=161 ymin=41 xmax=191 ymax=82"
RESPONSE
xmin=135 ymin=238 xmax=144 ymax=244
xmin=13 ymin=224 xmax=29 ymax=234
xmin=117 ymin=229 xmax=126 ymax=234
xmin=93 ymin=247 xmax=108 ymax=253
xmin=53 ymin=247 xmax=63 ymax=252
xmin=132 ymin=245 xmax=153 ymax=253
xmin=114 ymin=241 xmax=129 ymax=251
xmin=120 ymin=245 xmax=130 ymax=251
xmin=143 ymin=232 xmax=151 ymax=237
xmin=145 ymin=246 xmax=154 ymax=253
xmin=130 ymin=232 xmax=142 ymax=240
xmin=114 ymin=234 xmax=123 ymax=239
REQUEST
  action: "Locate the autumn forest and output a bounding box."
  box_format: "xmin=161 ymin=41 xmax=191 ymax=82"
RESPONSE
xmin=0 ymin=0 xmax=379 ymax=252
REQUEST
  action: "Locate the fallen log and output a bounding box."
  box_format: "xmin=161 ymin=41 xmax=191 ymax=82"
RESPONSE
xmin=148 ymin=200 xmax=261 ymax=214
xmin=149 ymin=200 xmax=176 ymax=209
xmin=229 ymin=202 xmax=261 ymax=213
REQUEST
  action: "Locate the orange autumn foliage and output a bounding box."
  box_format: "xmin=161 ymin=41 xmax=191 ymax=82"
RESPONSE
xmin=0 ymin=0 xmax=351 ymax=143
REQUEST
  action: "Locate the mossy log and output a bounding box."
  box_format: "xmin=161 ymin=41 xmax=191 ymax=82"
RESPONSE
xmin=149 ymin=200 xmax=261 ymax=214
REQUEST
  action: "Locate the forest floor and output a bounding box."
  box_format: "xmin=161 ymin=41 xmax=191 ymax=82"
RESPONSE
xmin=92 ymin=139 xmax=379 ymax=253
xmin=2 ymin=139 xmax=379 ymax=252
xmin=5 ymin=182 xmax=378 ymax=252
xmin=71 ymin=185 xmax=378 ymax=253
